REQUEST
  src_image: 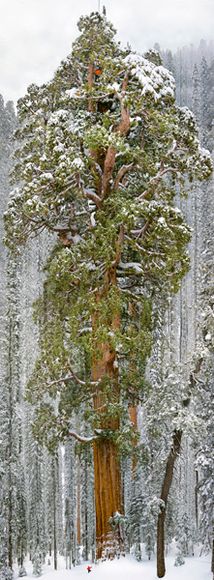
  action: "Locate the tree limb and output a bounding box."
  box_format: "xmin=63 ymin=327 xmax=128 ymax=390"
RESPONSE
xmin=45 ymin=367 xmax=100 ymax=389
xmin=101 ymin=74 xmax=130 ymax=198
xmin=68 ymin=430 xmax=99 ymax=443
xmin=137 ymin=167 xmax=179 ymax=202
xmin=131 ymin=221 xmax=150 ymax=239
xmin=112 ymin=225 xmax=125 ymax=267
xmin=83 ymin=187 xmax=102 ymax=208
xmin=101 ymin=146 xmax=116 ymax=198
xmin=113 ymin=163 xmax=134 ymax=190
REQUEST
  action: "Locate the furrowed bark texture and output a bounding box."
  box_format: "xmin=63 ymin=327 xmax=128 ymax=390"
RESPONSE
xmin=92 ymin=270 xmax=123 ymax=560
xmin=87 ymin=73 xmax=130 ymax=559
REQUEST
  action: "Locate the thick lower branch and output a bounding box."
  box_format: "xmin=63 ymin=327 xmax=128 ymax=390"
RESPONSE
xmin=68 ymin=430 xmax=98 ymax=443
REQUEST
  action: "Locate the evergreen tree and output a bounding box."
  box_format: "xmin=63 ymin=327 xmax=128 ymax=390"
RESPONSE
xmin=192 ymin=64 xmax=201 ymax=127
xmin=200 ymin=57 xmax=210 ymax=147
xmin=4 ymin=12 xmax=212 ymax=560
xmin=0 ymin=96 xmax=17 ymax=577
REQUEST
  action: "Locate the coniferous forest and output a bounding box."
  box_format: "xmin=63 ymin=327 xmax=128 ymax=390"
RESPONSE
xmin=0 ymin=11 xmax=213 ymax=580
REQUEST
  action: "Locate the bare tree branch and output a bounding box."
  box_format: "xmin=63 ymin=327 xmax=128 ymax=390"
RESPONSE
xmin=45 ymin=367 xmax=100 ymax=389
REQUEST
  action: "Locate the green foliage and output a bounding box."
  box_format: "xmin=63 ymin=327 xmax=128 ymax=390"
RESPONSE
xmin=4 ymin=12 xmax=213 ymax=449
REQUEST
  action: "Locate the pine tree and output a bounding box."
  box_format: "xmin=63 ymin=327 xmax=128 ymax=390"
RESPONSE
xmin=192 ymin=64 xmax=201 ymax=128
xmin=0 ymin=96 xmax=18 ymax=577
xmin=195 ymin=168 xmax=214 ymax=571
xmin=4 ymin=12 xmax=212 ymax=560
xmin=200 ymin=57 xmax=210 ymax=147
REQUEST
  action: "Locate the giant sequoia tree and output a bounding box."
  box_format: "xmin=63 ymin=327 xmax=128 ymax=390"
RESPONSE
xmin=4 ymin=12 xmax=212 ymax=559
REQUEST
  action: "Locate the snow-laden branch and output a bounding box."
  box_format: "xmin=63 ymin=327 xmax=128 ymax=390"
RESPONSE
xmin=68 ymin=430 xmax=99 ymax=443
xmin=117 ymin=261 xmax=143 ymax=274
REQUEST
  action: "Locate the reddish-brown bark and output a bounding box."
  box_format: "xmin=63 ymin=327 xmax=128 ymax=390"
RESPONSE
xmin=87 ymin=72 xmax=131 ymax=559
xmin=92 ymin=267 xmax=124 ymax=559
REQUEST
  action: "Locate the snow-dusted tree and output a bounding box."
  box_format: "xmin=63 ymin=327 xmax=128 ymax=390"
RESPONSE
xmin=195 ymin=165 xmax=214 ymax=574
xmin=4 ymin=12 xmax=212 ymax=559
xmin=200 ymin=57 xmax=210 ymax=148
xmin=64 ymin=441 xmax=78 ymax=567
xmin=174 ymin=512 xmax=192 ymax=566
xmin=43 ymin=453 xmax=59 ymax=569
xmin=0 ymin=96 xmax=18 ymax=577
xmin=192 ymin=64 xmax=201 ymax=128
xmin=27 ymin=438 xmax=46 ymax=574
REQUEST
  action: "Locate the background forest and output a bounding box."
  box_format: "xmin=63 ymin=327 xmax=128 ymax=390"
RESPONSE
xmin=0 ymin=14 xmax=213 ymax=580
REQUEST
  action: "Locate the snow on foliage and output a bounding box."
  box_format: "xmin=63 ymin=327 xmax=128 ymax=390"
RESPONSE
xmin=124 ymin=53 xmax=175 ymax=102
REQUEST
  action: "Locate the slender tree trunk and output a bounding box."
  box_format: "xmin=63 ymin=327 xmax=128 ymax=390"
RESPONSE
xmin=76 ymin=460 xmax=81 ymax=547
xmin=129 ymin=406 xmax=138 ymax=475
xmin=195 ymin=469 xmax=199 ymax=530
xmin=52 ymin=459 xmax=57 ymax=570
xmin=157 ymin=429 xmax=182 ymax=578
xmin=211 ymin=534 xmax=214 ymax=579
xmin=87 ymin=63 xmax=95 ymax=113
xmin=8 ymin=318 xmax=13 ymax=571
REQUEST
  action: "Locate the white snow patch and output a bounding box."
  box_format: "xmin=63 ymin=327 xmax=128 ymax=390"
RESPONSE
xmin=72 ymin=157 xmax=84 ymax=169
xmin=124 ymin=53 xmax=175 ymax=102
xmin=66 ymin=87 xmax=79 ymax=98
xmin=14 ymin=552 xmax=212 ymax=580
xmin=119 ymin=261 xmax=143 ymax=274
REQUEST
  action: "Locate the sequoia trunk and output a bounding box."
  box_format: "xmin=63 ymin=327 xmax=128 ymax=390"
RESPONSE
xmin=92 ymin=271 xmax=123 ymax=559
xmin=93 ymin=437 xmax=123 ymax=559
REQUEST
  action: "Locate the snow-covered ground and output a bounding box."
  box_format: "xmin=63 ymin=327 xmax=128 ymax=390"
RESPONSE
xmin=16 ymin=552 xmax=212 ymax=580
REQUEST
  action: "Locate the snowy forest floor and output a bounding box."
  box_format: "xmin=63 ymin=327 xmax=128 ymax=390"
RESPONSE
xmin=14 ymin=551 xmax=212 ymax=580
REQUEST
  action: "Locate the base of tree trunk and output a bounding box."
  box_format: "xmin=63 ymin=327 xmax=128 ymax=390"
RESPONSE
xmin=93 ymin=438 xmax=124 ymax=560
